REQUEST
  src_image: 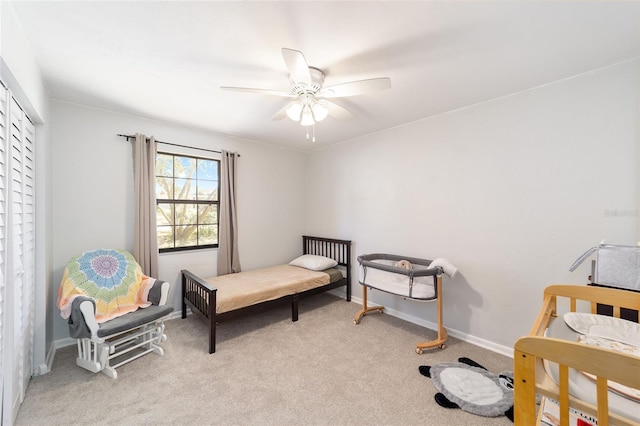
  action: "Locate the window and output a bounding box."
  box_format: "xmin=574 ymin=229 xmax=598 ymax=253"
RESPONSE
xmin=155 ymin=152 xmax=219 ymax=252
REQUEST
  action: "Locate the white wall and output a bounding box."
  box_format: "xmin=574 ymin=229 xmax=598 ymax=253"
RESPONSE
xmin=0 ymin=3 xmax=48 ymax=122
xmin=50 ymin=101 xmax=308 ymax=340
xmin=305 ymin=59 xmax=639 ymax=355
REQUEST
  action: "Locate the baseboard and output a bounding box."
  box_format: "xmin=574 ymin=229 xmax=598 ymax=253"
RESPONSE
xmin=33 ymin=362 xmax=49 ymax=377
xmin=337 ymin=290 xmax=514 ymax=359
xmin=45 ymin=337 xmax=76 ymax=374
xmin=166 ymin=310 xmax=183 ymax=321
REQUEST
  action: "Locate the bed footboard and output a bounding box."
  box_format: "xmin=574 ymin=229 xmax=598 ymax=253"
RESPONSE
xmin=181 ymin=269 xmax=217 ymax=353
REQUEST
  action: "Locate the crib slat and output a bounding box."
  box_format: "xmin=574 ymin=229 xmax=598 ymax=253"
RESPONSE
xmin=596 ymin=377 xmax=609 ymax=426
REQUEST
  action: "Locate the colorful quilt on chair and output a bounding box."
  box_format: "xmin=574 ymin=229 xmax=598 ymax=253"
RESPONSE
xmin=58 ymin=249 xmax=155 ymax=323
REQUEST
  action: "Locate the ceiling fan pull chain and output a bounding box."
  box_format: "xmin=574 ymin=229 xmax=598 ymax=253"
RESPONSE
xmin=312 ymin=124 xmax=316 ymax=142
xmin=306 ymin=127 xmax=310 ymax=140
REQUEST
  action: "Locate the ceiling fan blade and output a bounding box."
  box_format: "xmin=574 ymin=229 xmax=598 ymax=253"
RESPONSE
xmin=324 ymin=100 xmax=354 ymax=120
xmin=220 ymin=86 xmax=295 ymax=97
xmin=319 ymin=77 xmax=391 ymax=98
xmin=282 ymin=48 xmax=312 ymax=86
xmin=272 ymin=102 xmax=294 ymax=121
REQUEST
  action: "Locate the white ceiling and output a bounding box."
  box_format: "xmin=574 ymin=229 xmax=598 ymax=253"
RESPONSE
xmin=9 ymin=1 xmax=640 ymax=151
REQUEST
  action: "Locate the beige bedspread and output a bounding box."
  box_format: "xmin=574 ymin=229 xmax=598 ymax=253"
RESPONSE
xmin=205 ymin=265 xmax=332 ymax=314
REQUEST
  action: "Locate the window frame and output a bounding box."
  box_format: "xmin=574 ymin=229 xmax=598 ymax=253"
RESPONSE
xmin=155 ymin=151 xmax=220 ymax=253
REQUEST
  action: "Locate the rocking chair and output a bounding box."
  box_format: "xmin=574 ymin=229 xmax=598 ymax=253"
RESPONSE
xmin=58 ymin=249 xmax=173 ymax=379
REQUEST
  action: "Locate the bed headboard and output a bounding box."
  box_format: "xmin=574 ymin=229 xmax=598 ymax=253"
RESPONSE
xmin=302 ymin=236 xmax=352 ymax=302
xmin=302 ymin=235 xmax=351 ymax=267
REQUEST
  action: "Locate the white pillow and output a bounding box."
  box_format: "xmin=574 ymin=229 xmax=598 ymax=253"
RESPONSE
xmin=289 ymin=254 xmax=338 ymax=271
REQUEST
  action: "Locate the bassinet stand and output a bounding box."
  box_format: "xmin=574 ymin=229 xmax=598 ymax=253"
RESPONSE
xmin=354 ymin=254 xmax=448 ymax=354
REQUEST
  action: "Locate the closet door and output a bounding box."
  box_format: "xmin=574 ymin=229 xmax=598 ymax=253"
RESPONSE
xmin=0 ymin=87 xmax=36 ymax=425
xmin=9 ymin=94 xmax=35 ymax=407
xmin=0 ymin=84 xmax=7 ymax=424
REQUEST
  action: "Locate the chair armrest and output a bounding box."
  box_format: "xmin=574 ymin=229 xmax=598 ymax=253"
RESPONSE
xmin=67 ymin=296 xmax=99 ymax=339
xmin=159 ymin=281 xmax=170 ymax=306
xmin=147 ymin=278 xmax=171 ymax=306
xmin=79 ymin=300 xmax=100 ymax=339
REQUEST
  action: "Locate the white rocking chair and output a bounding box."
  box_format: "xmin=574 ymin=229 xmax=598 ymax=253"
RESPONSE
xmin=58 ymin=249 xmax=173 ymax=379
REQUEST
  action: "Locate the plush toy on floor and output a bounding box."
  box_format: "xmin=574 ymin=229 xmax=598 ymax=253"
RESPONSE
xmin=419 ymin=357 xmax=514 ymax=421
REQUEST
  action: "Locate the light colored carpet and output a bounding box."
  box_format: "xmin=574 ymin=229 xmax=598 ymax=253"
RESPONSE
xmin=16 ymin=294 xmax=514 ymax=425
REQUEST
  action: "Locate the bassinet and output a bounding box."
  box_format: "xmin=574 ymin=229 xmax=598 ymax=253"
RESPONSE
xmin=355 ymin=253 xmax=457 ymax=354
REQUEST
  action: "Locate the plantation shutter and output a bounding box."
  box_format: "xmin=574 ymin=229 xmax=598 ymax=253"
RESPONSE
xmin=11 ymin=94 xmax=35 ymax=402
xmin=0 ymin=85 xmax=36 ymax=425
xmin=0 ymin=84 xmax=7 ymax=423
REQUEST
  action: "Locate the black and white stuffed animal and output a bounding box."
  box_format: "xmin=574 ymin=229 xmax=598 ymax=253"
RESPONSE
xmin=419 ymin=357 xmax=514 ymax=421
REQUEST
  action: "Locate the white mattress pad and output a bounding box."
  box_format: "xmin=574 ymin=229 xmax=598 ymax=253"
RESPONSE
xmin=544 ymin=315 xmax=640 ymax=422
xmin=358 ymin=259 xmax=436 ymax=300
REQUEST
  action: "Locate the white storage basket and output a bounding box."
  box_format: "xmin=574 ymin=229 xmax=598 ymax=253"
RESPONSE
xmin=570 ymin=244 xmax=640 ymax=291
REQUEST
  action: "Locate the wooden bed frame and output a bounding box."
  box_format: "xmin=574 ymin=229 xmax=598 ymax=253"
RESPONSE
xmin=514 ymin=284 xmax=640 ymax=426
xmin=181 ymin=236 xmax=352 ymax=353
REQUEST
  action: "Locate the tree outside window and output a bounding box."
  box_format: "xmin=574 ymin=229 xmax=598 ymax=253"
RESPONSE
xmin=155 ymin=152 xmax=219 ymax=252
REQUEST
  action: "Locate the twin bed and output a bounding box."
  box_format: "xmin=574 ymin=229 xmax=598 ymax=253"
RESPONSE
xmin=181 ymin=235 xmax=351 ymax=353
xmin=514 ymin=284 xmax=640 ymax=425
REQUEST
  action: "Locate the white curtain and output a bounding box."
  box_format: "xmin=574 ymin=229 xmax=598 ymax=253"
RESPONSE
xmin=132 ymin=133 xmax=159 ymax=277
xmin=217 ymin=150 xmax=241 ymax=275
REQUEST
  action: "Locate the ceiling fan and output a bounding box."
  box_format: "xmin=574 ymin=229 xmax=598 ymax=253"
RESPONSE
xmin=221 ymin=48 xmax=391 ymax=139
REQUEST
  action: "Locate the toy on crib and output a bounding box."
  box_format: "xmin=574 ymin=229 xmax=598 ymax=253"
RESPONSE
xmin=355 ymin=253 xmax=458 ymax=353
xmin=395 ymin=259 xmax=413 ymax=270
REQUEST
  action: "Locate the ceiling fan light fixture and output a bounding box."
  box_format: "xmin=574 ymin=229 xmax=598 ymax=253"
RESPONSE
xmin=311 ymin=102 xmax=328 ymax=122
xmin=285 ymin=102 xmax=303 ymax=121
xmin=300 ymin=105 xmax=315 ymax=126
xmin=222 ymin=48 xmax=391 ymax=140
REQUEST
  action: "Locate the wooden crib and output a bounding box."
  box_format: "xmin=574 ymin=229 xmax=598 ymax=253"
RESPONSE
xmin=514 ymin=284 xmax=640 ymax=426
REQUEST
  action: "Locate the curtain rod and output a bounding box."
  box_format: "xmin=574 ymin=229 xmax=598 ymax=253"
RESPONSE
xmin=117 ymin=134 xmax=239 ymax=156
